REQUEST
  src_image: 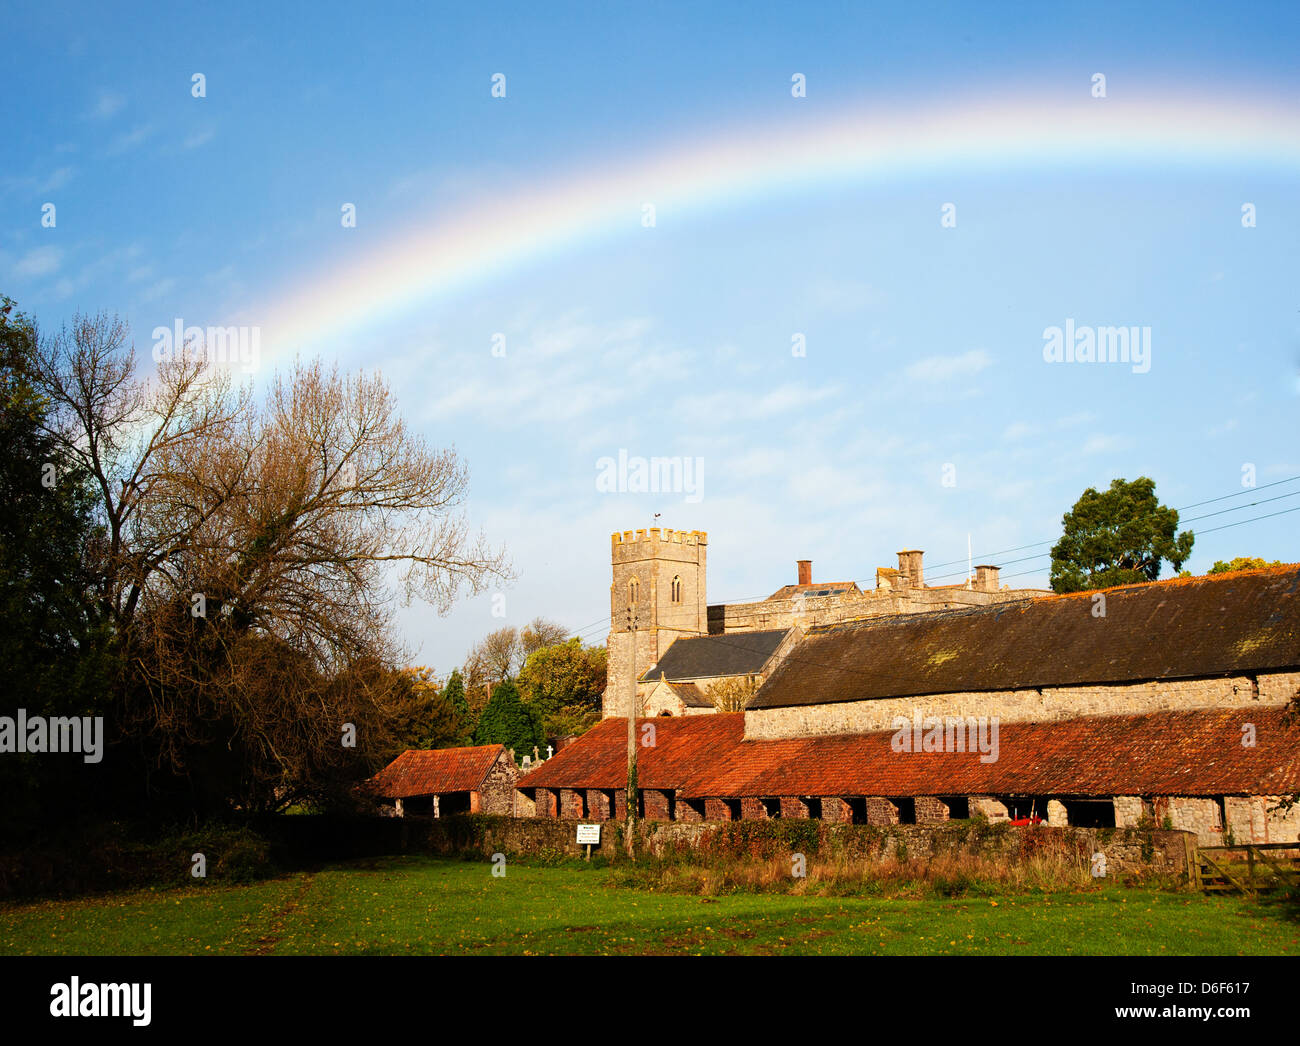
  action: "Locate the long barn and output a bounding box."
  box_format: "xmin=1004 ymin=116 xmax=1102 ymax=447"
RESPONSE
xmin=522 ymin=564 xmax=1300 ymax=845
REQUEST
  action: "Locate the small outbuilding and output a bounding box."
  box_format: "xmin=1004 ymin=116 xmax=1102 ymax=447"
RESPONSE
xmin=368 ymin=744 xmax=518 ymax=817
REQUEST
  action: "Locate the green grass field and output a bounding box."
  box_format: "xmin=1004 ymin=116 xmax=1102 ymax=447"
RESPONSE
xmin=2 ymin=855 xmax=1296 ymax=956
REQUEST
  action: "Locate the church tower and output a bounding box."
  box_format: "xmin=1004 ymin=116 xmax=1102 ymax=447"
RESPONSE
xmin=603 ymin=528 xmax=708 ymax=717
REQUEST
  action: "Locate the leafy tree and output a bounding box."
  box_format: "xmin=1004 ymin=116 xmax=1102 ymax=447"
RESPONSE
xmin=472 ymin=679 xmax=545 ymax=759
xmin=1049 ymin=477 xmax=1193 ymax=593
xmin=517 ymin=637 xmax=607 ymax=722
xmin=0 ymin=299 xmax=117 ymax=832
xmin=1208 ymin=557 xmax=1283 ymax=574
xmin=441 ymin=668 xmax=474 ymax=744
xmin=396 ymin=666 xmax=474 ymax=750
xmin=543 ymin=703 xmax=601 ymax=739
xmin=464 ymin=620 xmax=569 ymax=700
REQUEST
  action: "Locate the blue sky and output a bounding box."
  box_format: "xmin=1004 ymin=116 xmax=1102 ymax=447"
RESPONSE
xmin=4 ymin=2 xmax=1299 ymax=670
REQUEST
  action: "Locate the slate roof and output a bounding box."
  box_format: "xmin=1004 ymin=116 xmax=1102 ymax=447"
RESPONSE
xmin=750 ymin=565 xmax=1300 ymax=709
xmin=516 ymin=709 xmax=1300 ymax=798
xmin=639 ymin=628 xmax=791 ymax=682
xmin=667 ymin=681 xmax=714 ymax=708
xmin=368 ymin=744 xmax=506 ymax=799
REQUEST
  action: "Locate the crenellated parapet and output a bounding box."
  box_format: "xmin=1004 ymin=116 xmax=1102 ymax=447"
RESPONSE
xmin=612 ymin=528 xmax=708 ymax=547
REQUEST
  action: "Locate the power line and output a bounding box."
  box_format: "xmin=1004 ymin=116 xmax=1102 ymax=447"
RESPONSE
xmin=562 ymin=476 xmax=1300 ymax=646
xmin=920 ymin=473 xmax=1300 ymax=573
xmin=989 ymin=504 xmax=1300 ymax=582
xmin=515 ymin=502 xmax=1300 ymax=705
xmin=920 ymin=486 xmax=1300 ymax=585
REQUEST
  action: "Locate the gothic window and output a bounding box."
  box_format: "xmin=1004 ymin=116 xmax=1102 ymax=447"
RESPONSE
xmin=671 ymin=575 xmax=682 ymax=603
xmin=628 ymin=577 xmax=640 ymax=604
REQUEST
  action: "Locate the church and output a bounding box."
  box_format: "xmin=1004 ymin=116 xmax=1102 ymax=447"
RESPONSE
xmin=515 ymin=528 xmax=1300 ymax=846
xmin=603 ymin=527 xmax=1047 ymax=718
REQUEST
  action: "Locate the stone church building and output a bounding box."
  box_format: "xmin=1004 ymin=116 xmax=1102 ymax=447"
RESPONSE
xmin=603 ymin=527 xmax=1047 ymax=717
xmin=525 ymin=530 xmax=1300 ymax=845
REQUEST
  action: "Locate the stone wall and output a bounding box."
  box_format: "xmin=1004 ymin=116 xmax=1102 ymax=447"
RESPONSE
xmin=1224 ymin=795 xmax=1300 ymax=845
xmin=636 ymin=821 xmax=1194 ymax=879
xmin=378 ymin=815 xmax=1194 ymax=881
xmin=744 ymin=670 xmax=1300 ymax=739
xmin=480 ymin=748 xmax=519 ymax=815
xmin=709 ymin=585 xmax=1044 ymax=635
xmin=521 ymin=785 xmax=1297 ymax=844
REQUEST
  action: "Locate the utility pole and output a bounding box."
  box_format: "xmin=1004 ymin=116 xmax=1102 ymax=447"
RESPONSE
xmin=625 ymin=605 xmax=638 ymax=858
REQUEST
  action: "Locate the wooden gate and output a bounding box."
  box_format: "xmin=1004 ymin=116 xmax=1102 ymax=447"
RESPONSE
xmin=1193 ymin=842 xmax=1300 ymax=893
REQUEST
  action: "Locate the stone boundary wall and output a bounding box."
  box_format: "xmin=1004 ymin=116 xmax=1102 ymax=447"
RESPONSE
xmin=324 ymin=815 xmax=1193 ymax=880
xmin=744 ymin=670 xmax=1300 ymax=739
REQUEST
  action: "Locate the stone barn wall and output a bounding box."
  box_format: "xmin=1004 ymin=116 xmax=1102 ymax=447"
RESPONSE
xmin=383 ymin=816 xmax=1195 ymax=880
xmin=479 ymin=748 xmax=520 ymax=815
xmin=744 ymin=671 xmax=1300 ymax=740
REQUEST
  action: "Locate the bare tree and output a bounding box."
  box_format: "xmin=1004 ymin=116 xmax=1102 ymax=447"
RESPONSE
xmin=466 ymin=626 xmax=523 ymax=683
xmin=32 ymin=314 xmax=510 ymax=811
xmin=710 ymin=674 xmax=760 ymax=713
xmin=520 ymin=616 xmax=569 ymax=657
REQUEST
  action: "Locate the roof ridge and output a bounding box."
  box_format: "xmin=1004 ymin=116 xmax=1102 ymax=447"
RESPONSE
xmin=808 ymin=561 xmax=1300 ymax=635
xmin=1034 ymin=561 xmax=1300 ymax=603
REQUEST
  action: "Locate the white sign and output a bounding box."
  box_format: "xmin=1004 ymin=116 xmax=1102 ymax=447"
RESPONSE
xmin=576 ymin=824 xmax=601 ymax=845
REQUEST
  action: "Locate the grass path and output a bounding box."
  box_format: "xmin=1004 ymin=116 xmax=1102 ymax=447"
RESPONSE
xmin=2 ymin=856 xmax=1296 ymax=956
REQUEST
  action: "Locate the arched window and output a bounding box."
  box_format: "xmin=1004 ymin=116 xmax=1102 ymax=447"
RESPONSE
xmin=628 ymin=577 xmax=640 ymax=604
xmin=671 ymin=575 xmax=682 ymax=603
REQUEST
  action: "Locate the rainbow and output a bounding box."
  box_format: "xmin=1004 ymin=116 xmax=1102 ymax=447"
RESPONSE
xmin=256 ymin=86 xmax=1300 ymax=360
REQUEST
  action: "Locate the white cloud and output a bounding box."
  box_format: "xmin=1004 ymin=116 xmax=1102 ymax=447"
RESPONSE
xmin=11 ymin=246 xmax=62 ymax=278
xmin=140 ymin=277 xmax=178 ymax=303
xmin=40 ymin=166 xmax=74 ymax=192
xmin=807 ymin=280 xmax=886 ymax=313
xmin=108 ymin=124 xmax=153 ymax=154
xmin=89 ymin=90 xmax=125 ymax=119
xmin=1002 ymin=421 xmax=1038 ymax=442
xmin=904 ymin=348 xmax=992 ymax=382
xmin=675 ymin=381 xmax=838 ymax=427
xmin=1081 ymin=434 xmax=1123 ymax=455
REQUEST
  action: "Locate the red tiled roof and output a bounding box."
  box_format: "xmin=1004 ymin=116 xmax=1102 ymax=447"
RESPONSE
xmin=767 ymin=582 xmax=860 ymax=600
xmin=368 ymin=744 xmax=506 ymax=798
xmin=516 ymin=710 xmax=1300 ymax=799
xmin=518 ymin=715 xmax=744 ymax=791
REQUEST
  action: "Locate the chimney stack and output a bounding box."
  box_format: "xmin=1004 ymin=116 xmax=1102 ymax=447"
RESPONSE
xmin=975 ymin=564 xmax=1000 ymax=592
xmin=897 ymin=549 xmax=925 ymax=588
xmin=797 ymin=560 xmax=812 ymax=586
